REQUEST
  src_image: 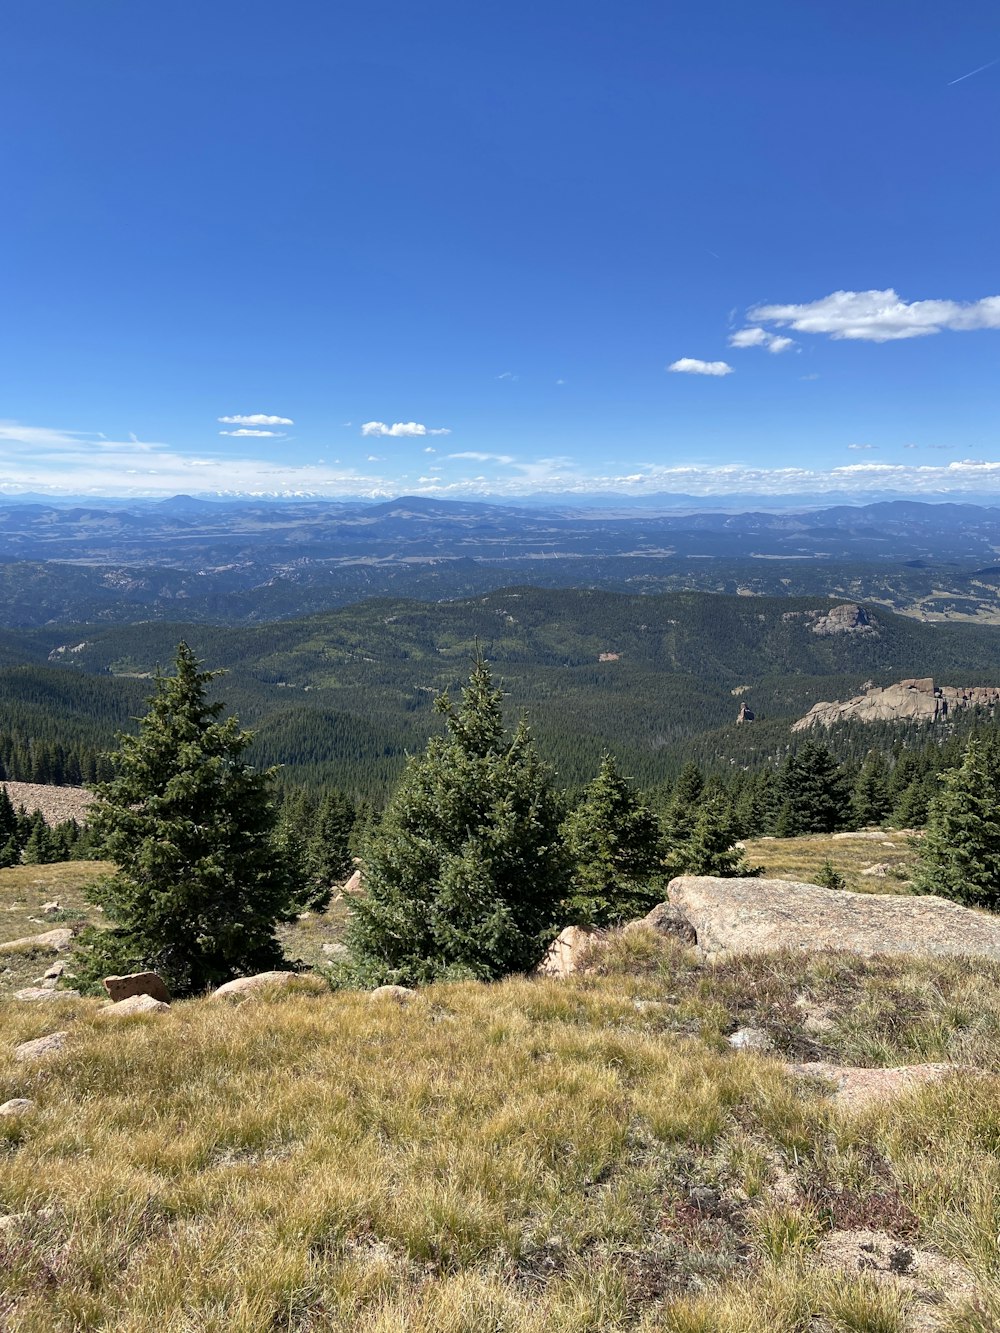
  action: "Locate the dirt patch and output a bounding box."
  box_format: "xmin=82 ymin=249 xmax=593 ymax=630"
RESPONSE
xmin=814 ymin=1228 xmax=976 ymax=1331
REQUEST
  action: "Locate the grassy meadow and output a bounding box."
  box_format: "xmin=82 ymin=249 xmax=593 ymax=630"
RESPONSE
xmin=3 ymin=922 xmax=1000 ymax=1330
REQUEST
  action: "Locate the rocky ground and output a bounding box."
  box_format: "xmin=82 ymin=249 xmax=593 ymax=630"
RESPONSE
xmin=2 ymin=782 xmax=94 ymax=825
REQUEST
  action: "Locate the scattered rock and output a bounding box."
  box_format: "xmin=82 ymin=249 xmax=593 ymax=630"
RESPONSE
xmin=103 ymin=993 xmax=170 ymax=1017
xmin=13 ymin=987 xmax=80 ymax=1002
xmin=665 ymin=876 xmax=1000 ymax=964
xmin=0 ymin=1098 xmax=35 ymax=1116
xmin=537 ymin=925 xmax=606 ymax=978
xmin=14 ymin=1031 xmax=67 ymax=1062
xmin=210 ymin=970 xmax=298 ymax=1000
xmin=341 ymin=869 xmax=363 ymax=895
xmin=42 ymin=962 xmax=65 ymax=980
xmin=370 ymin=985 xmax=416 ymax=1003
xmin=625 ymin=900 xmax=698 ymax=944
xmin=1 ymin=781 xmax=94 ymax=825
xmin=321 ymin=941 xmax=349 ymax=958
xmin=860 ymin=862 xmax=893 ymax=877
xmin=0 ymin=928 xmax=74 ymax=955
xmin=40 ymin=900 xmax=61 ymax=915
xmin=103 ymin=972 xmax=171 ymax=1004
xmin=785 ymin=1061 xmax=963 ymax=1110
xmin=814 ymin=1229 xmax=975 ymax=1330
xmin=831 ymin=830 xmax=891 ymax=841
xmin=728 ymin=1026 xmax=775 ymax=1053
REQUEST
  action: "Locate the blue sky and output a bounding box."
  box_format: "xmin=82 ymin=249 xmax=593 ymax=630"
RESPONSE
xmin=2 ymin=1 xmax=999 ymax=499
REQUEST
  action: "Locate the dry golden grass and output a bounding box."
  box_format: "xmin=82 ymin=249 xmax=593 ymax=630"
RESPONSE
xmin=2 ymin=933 xmax=1000 ymax=1331
xmin=745 ymin=831 xmax=920 ymax=895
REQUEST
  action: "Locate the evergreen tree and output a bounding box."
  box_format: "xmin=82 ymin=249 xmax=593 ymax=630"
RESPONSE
xmin=672 ymin=796 xmax=757 ymax=878
xmin=853 ymin=752 xmax=892 ymax=827
xmin=305 ymin=789 xmax=356 ymax=905
xmin=22 ymin=814 xmax=54 ymax=865
xmin=914 ymin=737 xmax=1000 ymax=909
xmin=346 ymin=657 xmax=570 ymax=985
xmin=777 ymin=742 xmax=853 ymax=835
xmin=562 ymin=753 xmax=664 ymax=926
xmin=75 ymin=642 xmax=295 ymax=996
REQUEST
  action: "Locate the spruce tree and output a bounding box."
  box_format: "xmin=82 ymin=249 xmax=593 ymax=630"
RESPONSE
xmin=777 ymin=741 xmax=852 ymax=835
xmin=853 ymin=752 xmax=892 ymax=827
xmin=76 ymin=642 xmax=294 ymax=995
xmin=562 ymin=753 xmax=664 ymax=926
xmin=346 ymin=657 xmax=570 ymax=985
xmin=672 ymin=796 xmax=756 ymax=878
xmin=914 ymin=737 xmax=1000 ymax=909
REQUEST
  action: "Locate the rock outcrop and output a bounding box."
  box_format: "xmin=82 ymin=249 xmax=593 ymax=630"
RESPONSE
xmin=210 ymin=970 xmax=297 ymax=1000
xmin=795 ymin=676 xmax=1000 ymax=730
xmin=782 ymin=603 xmax=877 ymax=636
xmin=664 ymin=875 xmax=1000 ymax=963
xmin=103 ymin=972 xmax=171 ymax=1004
xmin=785 ymin=1060 xmax=963 ymax=1109
xmin=103 ymin=993 xmax=170 ymax=1017
xmin=0 ymin=928 xmax=74 ymax=955
xmin=537 ymin=925 xmax=605 ymax=977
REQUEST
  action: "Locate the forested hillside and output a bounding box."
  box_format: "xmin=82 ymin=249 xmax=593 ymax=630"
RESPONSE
xmin=1 ymin=588 xmax=1000 ymax=795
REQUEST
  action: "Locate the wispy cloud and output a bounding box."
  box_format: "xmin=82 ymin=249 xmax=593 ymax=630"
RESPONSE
xmin=749 ymin=288 xmax=1000 ymax=343
xmin=360 ymin=421 xmax=451 ymax=437
xmin=497 ymin=371 xmax=518 ymax=381
xmin=728 ymin=327 xmax=794 ymax=353
xmin=447 ymin=451 xmax=514 ymax=464
xmin=218 ymin=414 xmax=294 ymax=426
xmin=847 ymin=443 xmax=878 ymax=451
xmin=219 ymin=428 xmax=285 ymax=437
xmin=667 ymin=358 xmax=733 ymax=376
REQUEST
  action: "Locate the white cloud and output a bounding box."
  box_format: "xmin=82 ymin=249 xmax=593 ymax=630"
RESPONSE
xmin=667 ymin=358 xmax=734 ymax=376
xmin=447 ymin=451 xmax=515 ymax=465
xmin=4 ymin=417 xmax=1000 ymax=504
xmin=749 ymin=288 xmax=1000 ymax=343
xmin=423 ymin=446 xmax=436 ymax=454
xmin=847 ymin=443 xmax=878 ymax=451
xmin=497 ymin=371 xmax=518 ymax=381
xmin=728 ymin=328 xmax=794 ymax=353
xmin=218 ymin=414 xmax=294 ymax=426
xmin=555 ymin=378 xmax=566 ymax=385
xmin=219 ymin=428 xmax=285 ymax=437
xmin=360 ymin=421 xmax=451 ymax=437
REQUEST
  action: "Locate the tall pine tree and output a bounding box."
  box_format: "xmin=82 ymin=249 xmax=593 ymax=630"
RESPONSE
xmin=76 ymin=643 xmax=295 ymax=995
xmin=914 ymin=737 xmax=1000 ymax=909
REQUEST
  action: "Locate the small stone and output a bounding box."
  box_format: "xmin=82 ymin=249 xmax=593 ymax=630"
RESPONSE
xmin=728 ymin=1026 xmax=775 ymax=1053
xmin=40 ymin=900 xmax=61 ymax=914
xmin=103 ymin=972 xmax=171 ymax=1004
xmin=14 ymin=987 xmax=80 ymax=1002
xmin=341 ymin=869 xmax=363 ymax=895
xmin=321 ymin=941 xmax=348 ymax=957
xmin=43 ymin=962 xmax=65 ymax=980
xmin=14 ymin=1031 xmax=67 ymax=1061
xmin=0 ymin=1098 xmax=35 ymax=1116
xmin=103 ymin=993 xmax=170 ymax=1017
xmin=210 ymin=971 xmax=297 ymax=1000
xmin=370 ymin=985 xmax=416 ymax=1002
xmin=537 ymin=925 xmax=605 ymax=978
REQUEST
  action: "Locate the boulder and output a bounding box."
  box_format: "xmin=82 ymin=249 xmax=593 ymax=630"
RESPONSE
xmin=0 ymin=1098 xmax=35 ymax=1116
xmin=625 ymin=900 xmax=698 ymax=944
xmin=43 ymin=962 xmax=66 ymax=980
xmin=786 ymin=1060 xmax=964 ymax=1110
xmin=14 ymin=1031 xmax=66 ymax=1062
xmin=210 ymin=970 xmax=297 ymax=1000
xmin=537 ymin=925 xmax=605 ymax=978
xmin=103 ymin=993 xmax=170 ymax=1017
xmin=728 ymin=1026 xmax=775 ymax=1053
xmin=321 ymin=941 xmax=349 ymax=958
xmin=370 ymin=985 xmax=416 ymax=1003
xmin=40 ymin=900 xmax=61 ymax=915
xmin=341 ymin=869 xmax=363 ymax=895
xmin=665 ymin=876 xmax=1000 ymax=964
xmin=14 ymin=987 xmax=80 ymax=1002
xmin=103 ymin=972 xmax=171 ymax=1004
xmin=0 ymin=928 xmax=73 ymax=955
